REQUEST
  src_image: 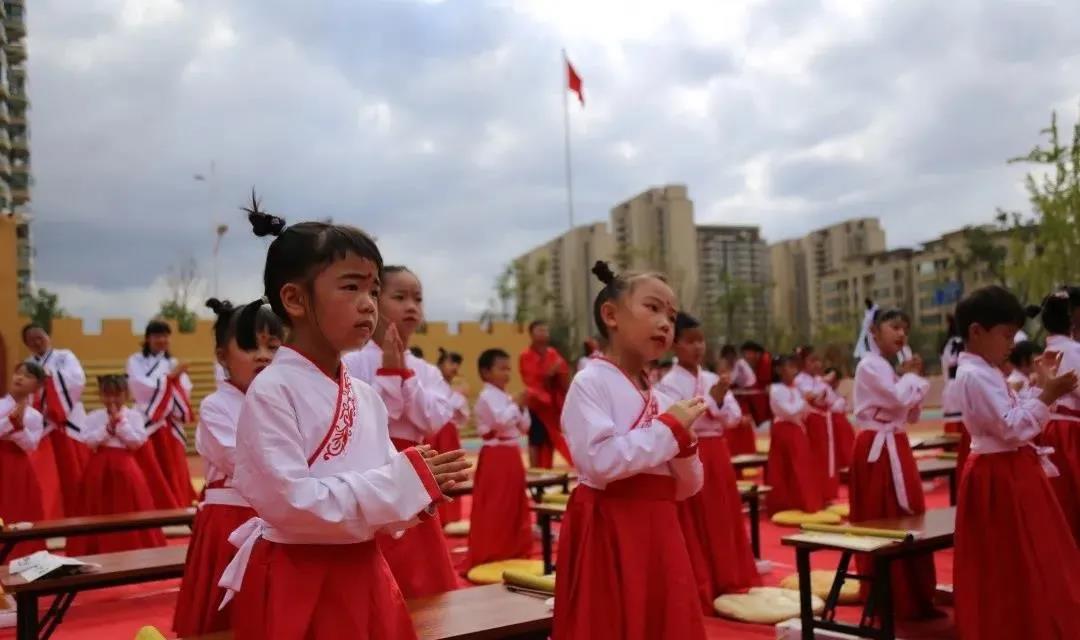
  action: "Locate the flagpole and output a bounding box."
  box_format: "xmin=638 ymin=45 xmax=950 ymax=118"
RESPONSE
xmin=562 ymin=49 xmax=575 ymax=231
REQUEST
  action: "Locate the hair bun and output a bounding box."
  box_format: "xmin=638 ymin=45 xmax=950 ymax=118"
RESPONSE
xmin=1025 ymin=304 xmax=1042 ymax=319
xmin=592 ymin=260 xmax=616 ymax=286
xmin=242 ymin=188 xmax=286 ymax=237
xmin=205 ymin=297 xmax=234 ymax=316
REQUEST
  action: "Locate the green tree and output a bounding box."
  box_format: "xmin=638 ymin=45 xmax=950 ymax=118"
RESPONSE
xmin=20 ymin=288 xmax=65 ymax=333
xmin=1004 ymin=108 xmax=1080 ymax=295
xmin=158 ymin=257 xmax=201 ymax=333
xmin=703 ymin=271 xmax=763 ymax=344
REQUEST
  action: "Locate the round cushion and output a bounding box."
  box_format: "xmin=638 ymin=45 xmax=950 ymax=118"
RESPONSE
xmin=443 ymin=520 xmax=470 ymax=537
xmin=825 ymin=503 xmax=850 ymax=518
xmin=541 ymin=492 xmax=570 ymax=505
xmin=466 ymin=559 xmax=544 ymax=585
xmin=503 ymin=570 xmax=556 ymax=593
xmin=714 ymin=587 xmax=824 ymax=624
xmin=770 ymin=510 xmax=843 ymax=527
xmin=779 ymin=570 xmax=860 ymax=605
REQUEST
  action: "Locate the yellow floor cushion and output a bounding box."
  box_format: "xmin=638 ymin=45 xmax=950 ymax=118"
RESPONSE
xmin=541 ymin=492 xmax=570 ymax=505
xmin=779 ymin=570 xmax=860 ymax=605
xmin=740 ymin=467 xmax=763 ymax=478
xmin=714 ymin=587 xmax=824 ymax=624
xmin=134 ymin=627 xmax=167 ymax=640
xmin=825 ymin=503 xmax=850 ymax=518
xmin=771 ymin=510 xmax=843 ymax=527
xmin=503 ymin=570 xmax=556 ymax=594
xmin=466 ymin=559 xmax=545 ymax=585
xmin=443 ymin=520 xmax=470 ymax=537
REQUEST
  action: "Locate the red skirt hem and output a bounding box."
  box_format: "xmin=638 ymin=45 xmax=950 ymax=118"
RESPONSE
xmin=1042 ymin=419 xmax=1080 ymax=544
xmin=765 ymin=421 xmax=823 ymax=514
xmin=0 ymin=441 xmax=45 ymax=558
xmin=467 ymin=446 xmax=533 ymax=568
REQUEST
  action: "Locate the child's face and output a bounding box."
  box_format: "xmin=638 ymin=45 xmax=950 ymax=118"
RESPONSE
xmin=221 ymin=329 xmax=282 ymax=392
xmin=967 ymin=322 xmax=1018 ymax=367
xmin=10 ymin=366 xmax=40 ymax=398
xmin=530 ymin=323 xmax=550 ymax=346
xmin=148 ymin=332 xmax=170 ymax=354
xmin=872 ymin=318 xmax=908 ymax=359
xmin=380 ymin=270 xmax=424 ymax=342
xmin=23 ymin=328 xmax=50 ymax=356
xmin=804 ymin=353 xmax=823 ymax=376
xmin=439 ymin=359 xmax=460 ymax=381
xmin=603 ymin=276 xmax=677 ymax=362
xmin=101 ymin=388 xmax=128 ymax=415
xmin=673 ymin=327 xmax=707 ymax=369
xmin=483 ymin=357 xmax=512 ymax=388
xmin=780 ymin=361 xmax=799 ymax=384
xmin=742 ymin=349 xmax=760 ymax=367
xmin=300 ymin=254 xmax=380 ymax=352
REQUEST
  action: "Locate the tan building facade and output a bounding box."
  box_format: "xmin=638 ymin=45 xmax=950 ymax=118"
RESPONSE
xmin=819 ymin=249 xmax=916 ymax=329
xmin=696 ymin=224 xmax=770 ymax=343
xmin=2 ymin=1 xmax=32 ymax=306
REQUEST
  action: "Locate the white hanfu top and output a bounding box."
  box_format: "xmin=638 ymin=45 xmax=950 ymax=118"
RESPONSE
xmin=769 ymin=383 xmax=808 ymax=424
xmin=560 ymin=357 xmax=703 ymax=500
xmin=0 ymin=396 xmax=44 ymax=452
xmin=125 ymin=351 xmax=194 ymax=441
xmin=197 ymin=382 xmax=250 ymax=507
xmin=27 ymin=348 xmax=87 ymax=437
xmin=82 ymin=407 xmax=148 ymax=450
xmin=657 ymin=364 xmax=741 ymax=438
xmin=1045 ymin=334 xmax=1080 ymax=413
xmin=474 ymin=383 xmax=529 ymax=447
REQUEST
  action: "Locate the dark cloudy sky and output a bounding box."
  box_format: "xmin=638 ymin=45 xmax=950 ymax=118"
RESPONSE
xmin=25 ymin=0 xmax=1080 ymax=328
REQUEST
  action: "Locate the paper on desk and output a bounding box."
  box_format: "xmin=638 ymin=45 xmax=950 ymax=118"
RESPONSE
xmin=785 ymin=532 xmax=899 ymax=552
xmin=8 ymin=551 xmax=101 ymax=582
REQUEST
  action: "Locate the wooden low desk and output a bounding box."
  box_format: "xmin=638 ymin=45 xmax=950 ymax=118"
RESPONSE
xmin=910 ymin=433 xmax=961 ymax=452
xmin=731 ymin=452 xmax=768 ymax=473
xmin=0 ymin=508 xmax=196 ymax=563
xmin=1 ymin=544 xmax=189 ymax=640
xmin=781 ymin=507 xmax=956 ymax=640
xmin=531 ymin=484 xmax=772 ymax=574
xmin=446 ymin=472 xmax=571 ymax=503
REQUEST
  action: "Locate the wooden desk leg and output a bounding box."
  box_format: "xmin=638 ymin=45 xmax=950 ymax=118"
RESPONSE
xmin=0 ymin=541 xmax=14 ymax=564
xmin=540 ymin=513 xmax=554 ymax=575
xmin=531 ymin=487 xmax=544 ymax=503
xmin=749 ymin=492 xmax=761 ymax=559
xmin=949 ymin=471 xmax=957 ymax=506
xmin=796 ymin=547 xmax=815 ymax=640
xmin=15 ymin=593 xmax=38 ymax=640
xmin=875 ymin=556 xmax=895 ymax=640
xmin=561 ymin=477 xmax=570 ymax=494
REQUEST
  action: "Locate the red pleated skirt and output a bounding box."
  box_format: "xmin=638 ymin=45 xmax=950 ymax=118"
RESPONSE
xmin=149 ymin=427 xmax=197 ymax=507
xmin=679 ymin=437 xmax=760 ymax=612
xmin=736 ymin=393 xmax=771 ymax=426
xmin=955 ymin=449 xmax=1080 ymax=639
xmin=850 ymin=430 xmax=936 ymax=619
xmin=232 ymin=539 xmax=417 ymax=640
xmin=467 ymin=445 xmax=532 ymax=568
xmin=553 ymin=474 xmax=706 ymax=640
xmin=46 ymin=428 xmax=90 ymax=516
xmin=133 ymin=440 xmax=181 ymax=509
xmin=724 ymin=422 xmax=758 ymax=456
xmin=832 ymin=411 xmax=855 ymax=471
xmin=426 ymin=422 xmax=463 ymax=523
xmin=377 ymin=437 xmax=458 ymax=598
xmin=943 ymin=420 xmax=963 ymax=434
xmin=0 ymin=440 xmax=45 ymax=558
xmin=765 ymin=420 xmax=823 ymax=514
xmin=1042 ymin=418 xmax=1080 ymax=544
xmin=173 ymin=503 xmax=257 ymax=636
xmin=806 ymin=412 xmax=838 ymax=501
xmin=66 ymin=448 xmax=166 ymax=556
xmin=29 ymin=433 xmax=63 ymax=518
xmin=957 ymin=424 xmax=971 ymax=477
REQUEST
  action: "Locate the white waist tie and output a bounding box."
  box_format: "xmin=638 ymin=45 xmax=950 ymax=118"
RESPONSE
xmin=972 ymin=440 xmax=1059 ymax=478
xmin=217 ymin=516 xmax=265 ymax=609
xmin=808 ymin=407 xmax=836 ymax=478
xmin=203 ymin=487 xmax=250 ymax=508
xmin=861 ymin=421 xmax=911 ymax=514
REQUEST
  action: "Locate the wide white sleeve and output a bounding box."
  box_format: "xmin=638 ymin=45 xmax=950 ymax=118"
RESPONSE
xmin=126 ymin=354 xmax=163 ymax=406
xmin=233 ymin=386 xmax=441 ymax=540
xmin=492 ymin=393 xmax=528 ymax=436
xmin=959 ymin=371 xmax=1047 ymax=444
xmin=654 ymin=372 xmax=690 ymax=402
xmin=80 ymin=410 xmax=109 ymax=448
xmin=668 ymin=454 xmax=704 ymax=500
xmin=859 ymin=358 xmax=929 ymax=416
xmin=715 ymin=391 xmax=742 ymax=426
xmin=770 ymin=386 xmax=805 ymax=421
xmin=114 ymin=408 xmax=149 ymax=449
xmin=561 ymin=378 xmax=693 ymax=484
xmin=473 ymin=394 xmax=496 ymax=439
xmin=56 ymin=351 xmax=87 ymax=404
xmin=196 ymin=399 xmax=239 ymax=479
xmin=1059 ymin=344 xmax=1080 ymax=404
xmin=449 ymin=390 xmax=470 ymax=423
xmin=401 ymin=366 xmax=455 ymax=436
xmin=1 ymin=406 xmax=43 ymax=452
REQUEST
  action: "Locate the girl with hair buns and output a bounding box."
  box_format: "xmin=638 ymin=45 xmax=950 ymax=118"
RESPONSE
xmin=217 ymin=196 xmax=469 ymax=640
xmin=0 ymin=362 xmax=47 ymax=559
xmin=425 ymin=348 xmax=469 ymax=524
xmin=66 ymin=375 xmax=166 ymax=556
xmin=553 ymin=260 xmax=707 ymax=640
xmin=172 ymin=297 xmax=283 ymax=637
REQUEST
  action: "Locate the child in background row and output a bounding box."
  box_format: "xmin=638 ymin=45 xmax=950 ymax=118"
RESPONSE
xmin=719 ymin=343 xmax=759 ymax=455
xmin=953 ymin=286 xmax=1080 ymax=639
xmin=822 ymin=367 xmax=855 ymax=471
xmin=766 ymin=356 xmax=822 ymax=514
xmin=852 ymin=308 xmax=936 ymax=620
xmin=733 ymin=341 xmax=772 ymax=434
xmin=126 ymin=320 xmax=197 ymax=508
xmin=0 ymin=362 xmax=46 ymax=559
xmin=173 ymin=298 xmax=282 ymax=637
xmin=343 ymin=265 xmax=461 ymax=598
xmin=68 ymin=375 xmax=166 ymax=556
xmin=219 ymin=206 xmax=470 ymax=639
xmin=23 ymin=324 xmax=89 ymax=518
xmin=427 ymin=348 xmax=469 ymax=525
xmin=795 ymin=346 xmax=838 ymax=502
xmin=467 ymin=348 xmax=532 ymax=568
xmin=1004 ymin=340 xmax=1037 ymax=393
xmin=658 ymin=313 xmax=759 ymax=611
xmin=554 ymin=261 xmax=707 ymax=640
xmin=1036 ymin=290 xmax=1080 ymax=545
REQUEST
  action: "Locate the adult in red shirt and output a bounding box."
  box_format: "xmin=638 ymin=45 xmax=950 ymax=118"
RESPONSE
xmin=519 ymin=321 xmax=573 ymax=468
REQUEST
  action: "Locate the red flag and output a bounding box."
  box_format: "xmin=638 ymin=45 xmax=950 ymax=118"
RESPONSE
xmin=566 ymin=58 xmax=584 ymax=106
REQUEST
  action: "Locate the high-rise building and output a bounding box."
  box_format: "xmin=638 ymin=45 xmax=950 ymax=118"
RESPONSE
xmin=1 ymin=1 xmax=31 ymax=307
xmin=769 ymin=218 xmax=886 ymax=338
xmin=611 ymin=185 xmax=700 ymax=311
xmin=513 ymin=222 xmax=614 ymax=343
xmin=696 ymin=225 xmax=770 ymax=343
xmin=818 ymin=248 xmax=916 ymax=329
